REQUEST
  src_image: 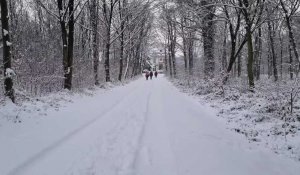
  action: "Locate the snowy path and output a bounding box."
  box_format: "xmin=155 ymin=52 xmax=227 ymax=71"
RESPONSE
xmin=1 ymin=76 xmax=300 ymax=175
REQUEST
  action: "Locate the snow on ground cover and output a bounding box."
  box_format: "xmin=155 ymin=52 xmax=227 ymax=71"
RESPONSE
xmin=0 ymin=85 xmax=104 ymax=125
xmin=171 ymin=75 xmax=300 ymax=162
xmin=0 ymin=78 xmax=135 ymax=124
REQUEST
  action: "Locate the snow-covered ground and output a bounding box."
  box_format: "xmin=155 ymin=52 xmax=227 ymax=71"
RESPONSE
xmin=171 ymin=76 xmax=300 ymax=162
xmin=1 ymin=76 xmax=300 ymax=175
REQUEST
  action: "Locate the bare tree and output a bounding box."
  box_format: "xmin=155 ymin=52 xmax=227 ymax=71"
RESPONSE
xmin=201 ymin=0 xmax=215 ymax=79
xmin=90 ymin=0 xmax=100 ymax=85
xmin=163 ymin=5 xmax=177 ymax=77
xmin=1 ymin=0 xmax=15 ymax=102
xmin=238 ymin=0 xmax=265 ymax=91
xmin=280 ymin=0 xmax=300 ymax=73
xmin=266 ymin=4 xmax=278 ymax=81
xmin=101 ymin=0 xmax=120 ymax=82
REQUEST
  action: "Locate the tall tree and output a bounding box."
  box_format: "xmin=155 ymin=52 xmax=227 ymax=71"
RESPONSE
xmin=90 ymin=0 xmax=100 ymax=85
xmin=101 ymin=0 xmax=119 ymax=82
xmin=57 ymin=0 xmax=75 ymax=90
xmin=1 ymin=0 xmax=15 ymax=102
xmin=254 ymin=27 xmax=262 ymax=80
xmin=222 ymin=1 xmax=245 ymax=82
xmin=238 ymin=0 xmax=265 ymax=91
xmin=201 ymin=0 xmax=215 ymax=79
xmin=266 ymin=5 xmax=278 ymax=81
xmin=165 ymin=6 xmax=177 ymax=77
xmin=118 ymin=0 xmax=127 ymax=81
xmin=280 ymin=0 xmax=300 ymax=73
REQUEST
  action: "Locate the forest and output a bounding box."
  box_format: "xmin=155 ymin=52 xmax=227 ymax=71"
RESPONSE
xmin=1 ymin=0 xmax=300 ymax=120
xmin=0 ymin=0 xmax=155 ymax=103
xmin=0 ymin=0 xmax=299 ymax=106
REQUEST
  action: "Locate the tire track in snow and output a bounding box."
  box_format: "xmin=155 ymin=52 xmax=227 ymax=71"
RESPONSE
xmin=130 ymin=91 xmax=152 ymax=175
xmin=7 ymin=82 xmax=144 ymax=175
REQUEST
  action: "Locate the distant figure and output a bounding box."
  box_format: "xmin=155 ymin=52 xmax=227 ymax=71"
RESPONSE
xmin=145 ymin=71 xmax=149 ymax=80
xmin=154 ymin=71 xmax=158 ymax=78
xmin=149 ymin=71 xmax=153 ymax=80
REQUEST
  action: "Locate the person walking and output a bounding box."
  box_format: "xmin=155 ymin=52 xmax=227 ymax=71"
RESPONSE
xmin=154 ymin=71 xmax=158 ymax=78
xmin=145 ymin=71 xmax=149 ymax=80
xmin=149 ymin=71 xmax=153 ymax=80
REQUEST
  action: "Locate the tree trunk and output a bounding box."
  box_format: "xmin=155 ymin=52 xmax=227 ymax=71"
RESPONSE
xmin=188 ymin=32 xmax=194 ymax=75
xmin=267 ymin=46 xmax=272 ymax=78
xmin=123 ymin=35 xmax=131 ymax=80
xmin=57 ymin=0 xmax=74 ymax=90
xmin=246 ymin=26 xmax=255 ymax=91
xmin=183 ymin=43 xmax=188 ymax=71
xmin=222 ymin=21 xmax=227 ymax=71
xmin=103 ymin=1 xmax=112 ymax=82
xmin=241 ymin=0 xmax=256 ymax=91
xmin=180 ymin=18 xmax=188 ymax=71
xmin=255 ymin=28 xmax=262 ymax=80
xmin=168 ymin=44 xmax=173 ymax=77
xmin=289 ymin=43 xmax=294 ymax=80
xmin=202 ymin=0 xmax=215 ymax=79
xmin=104 ymin=39 xmax=111 ymax=82
xmin=1 ymin=0 xmax=15 ymax=102
xmin=167 ymin=36 xmax=173 ymax=77
xmin=280 ymin=0 xmax=300 ymax=73
xmin=65 ymin=0 xmax=75 ymax=90
xmin=171 ymin=39 xmax=176 ymax=77
xmin=266 ymin=7 xmax=278 ymax=81
xmin=118 ymin=0 xmax=126 ymax=81
xmin=164 ymin=44 xmax=168 ymax=72
xmin=119 ymin=36 xmax=124 ymax=81
xmin=91 ymin=0 xmax=100 ymax=85
xmin=171 ymin=19 xmax=177 ymax=77
xmin=279 ymin=33 xmax=283 ymax=79
xmin=237 ymin=51 xmax=242 ymax=77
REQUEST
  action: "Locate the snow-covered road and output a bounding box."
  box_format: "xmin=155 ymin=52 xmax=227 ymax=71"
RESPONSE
xmin=1 ymin=76 xmax=300 ymax=175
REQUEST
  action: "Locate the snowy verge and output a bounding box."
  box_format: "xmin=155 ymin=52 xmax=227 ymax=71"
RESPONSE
xmin=170 ymin=76 xmax=300 ymax=162
xmin=0 ymin=77 xmax=139 ymax=125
